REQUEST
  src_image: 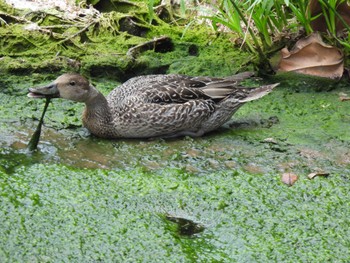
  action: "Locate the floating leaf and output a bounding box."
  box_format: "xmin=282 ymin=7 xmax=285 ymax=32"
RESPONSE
xmin=278 ymin=33 xmax=343 ymax=79
xmin=281 ymin=172 xmax=298 ymax=186
xmin=308 ymin=172 xmax=330 ymax=180
xmin=340 ymin=97 xmax=350 ymax=101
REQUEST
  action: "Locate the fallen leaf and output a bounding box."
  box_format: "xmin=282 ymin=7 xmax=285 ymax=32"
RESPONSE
xmin=339 ymin=92 xmax=350 ymax=101
xmin=339 ymin=96 xmax=350 ymax=102
xmin=278 ymin=33 xmax=343 ymax=79
xmin=308 ymin=172 xmax=330 ymax=179
xmin=281 ymin=173 xmax=298 ymax=186
xmin=262 ymin=137 xmax=278 ymax=144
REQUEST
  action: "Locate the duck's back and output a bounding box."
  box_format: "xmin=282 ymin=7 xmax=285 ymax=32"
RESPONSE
xmin=105 ymin=75 xmax=214 ymax=138
xmin=107 ymin=74 xmax=204 ymax=101
xmin=104 ymin=73 xmax=275 ymax=138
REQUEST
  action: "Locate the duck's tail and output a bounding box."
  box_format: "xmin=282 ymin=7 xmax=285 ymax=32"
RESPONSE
xmin=201 ymin=82 xmax=279 ymax=103
xmin=239 ymin=83 xmax=279 ymax=102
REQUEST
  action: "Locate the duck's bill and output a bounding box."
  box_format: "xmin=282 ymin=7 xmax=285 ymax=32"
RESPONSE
xmin=28 ymin=83 xmax=60 ymax=99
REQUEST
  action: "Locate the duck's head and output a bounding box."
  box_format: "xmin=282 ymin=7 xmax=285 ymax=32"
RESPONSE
xmin=28 ymin=73 xmax=93 ymax=102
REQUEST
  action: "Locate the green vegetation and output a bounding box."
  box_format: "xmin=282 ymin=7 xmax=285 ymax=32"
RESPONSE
xmin=0 ymin=0 xmax=253 ymax=79
xmin=1 ymin=0 xmax=349 ymax=75
xmin=1 ymin=44 xmax=350 ymax=263
xmin=0 ymin=158 xmax=349 ymax=262
xmin=0 ymin=1 xmax=350 ymax=262
xmin=202 ymin=0 xmax=350 ymax=71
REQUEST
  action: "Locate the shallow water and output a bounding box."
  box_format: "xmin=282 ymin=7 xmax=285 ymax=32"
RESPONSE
xmin=2 ymin=81 xmax=349 ymax=175
xmin=1 ymin=76 xmax=350 ymax=262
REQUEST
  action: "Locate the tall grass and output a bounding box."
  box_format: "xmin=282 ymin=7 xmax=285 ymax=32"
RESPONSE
xmin=288 ymin=0 xmax=314 ymax=34
xmin=319 ymin=0 xmax=339 ymax=35
xmin=202 ymin=0 xmax=293 ymax=73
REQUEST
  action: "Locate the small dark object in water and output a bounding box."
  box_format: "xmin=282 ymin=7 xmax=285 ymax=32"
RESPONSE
xmin=27 ymin=97 xmax=51 ymax=151
xmin=166 ymin=215 xmax=205 ymax=236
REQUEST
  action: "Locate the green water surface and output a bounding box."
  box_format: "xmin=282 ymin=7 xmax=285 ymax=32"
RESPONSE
xmin=0 ymin=73 xmax=350 ymax=262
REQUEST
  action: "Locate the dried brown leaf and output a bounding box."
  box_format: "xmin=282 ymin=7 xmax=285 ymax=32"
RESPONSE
xmin=308 ymin=172 xmax=330 ymax=179
xmin=278 ymin=33 xmax=344 ymax=79
xmin=262 ymin=137 xmax=278 ymax=144
xmin=339 ymin=96 xmax=350 ymax=102
xmin=339 ymin=93 xmax=350 ymax=101
xmin=281 ymin=173 xmax=298 ymax=186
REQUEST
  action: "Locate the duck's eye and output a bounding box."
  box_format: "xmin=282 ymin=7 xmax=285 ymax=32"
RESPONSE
xmin=69 ymin=81 xmax=76 ymax=86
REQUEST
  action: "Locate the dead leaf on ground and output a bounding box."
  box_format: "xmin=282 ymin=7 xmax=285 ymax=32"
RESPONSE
xmin=262 ymin=137 xmax=278 ymax=144
xmin=308 ymin=172 xmax=330 ymax=180
xmin=281 ymin=172 xmax=298 ymax=186
xmin=339 ymin=92 xmax=350 ymax=101
xmin=278 ymin=33 xmax=344 ymax=79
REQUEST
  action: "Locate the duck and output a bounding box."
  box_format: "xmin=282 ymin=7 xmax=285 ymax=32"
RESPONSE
xmin=28 ymin=72 xmax=278 ymax=139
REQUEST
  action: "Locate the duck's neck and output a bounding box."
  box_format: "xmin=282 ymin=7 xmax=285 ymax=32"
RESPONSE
xmin=82 ymin=86 xmax=113 ymax=138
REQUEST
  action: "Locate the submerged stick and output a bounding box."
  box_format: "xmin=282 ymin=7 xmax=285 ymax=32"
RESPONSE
xmin=27 ymin=97 xmax=51 ymax=151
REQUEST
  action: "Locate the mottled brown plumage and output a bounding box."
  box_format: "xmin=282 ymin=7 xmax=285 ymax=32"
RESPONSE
xmin=28 ymin=72 xmax=278 ymax=138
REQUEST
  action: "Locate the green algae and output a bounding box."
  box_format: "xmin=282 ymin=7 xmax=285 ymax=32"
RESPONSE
xmin=27 ymin=98 xmax=51 ymax=151
xmin=1 ymin=74 xmax=350 ymax=173
xmin=1 ymin=75 xmax=350 ymax=262
xmin=1 ymin=74 xmax=350 ymax=262
xmin=0 ymin=164 xmax=349 ymax=262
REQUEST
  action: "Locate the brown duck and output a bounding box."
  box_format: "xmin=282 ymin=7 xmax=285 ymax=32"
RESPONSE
xmin=28 ymin=72 xmax=278 ymax=139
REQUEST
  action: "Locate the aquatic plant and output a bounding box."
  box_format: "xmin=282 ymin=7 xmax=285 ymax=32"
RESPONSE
xmin=27 ymin=98 xmax=51 ymax=151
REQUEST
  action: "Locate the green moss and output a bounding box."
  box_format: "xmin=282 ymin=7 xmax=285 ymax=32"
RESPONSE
xmin=0 ymin=3 xmax=253 ymax=79
xmin=270 ymin=72 xmax=343 ymax=92
xmin=0 ymin=0 xmax=15 ymax=15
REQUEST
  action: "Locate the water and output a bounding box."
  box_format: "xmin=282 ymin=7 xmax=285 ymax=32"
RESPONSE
xmin=1 ymin=76 xmax=350 ymax=262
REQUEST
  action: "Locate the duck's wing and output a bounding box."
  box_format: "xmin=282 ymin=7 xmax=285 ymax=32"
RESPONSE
xmin=144 ymin=72 xmax=256 ymax=104
xmin=145 ymin=78 xmax=209 ymax=104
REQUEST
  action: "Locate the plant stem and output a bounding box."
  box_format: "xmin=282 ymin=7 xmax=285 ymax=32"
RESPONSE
xmin=27 ymin=98 xmax=51 ymax=151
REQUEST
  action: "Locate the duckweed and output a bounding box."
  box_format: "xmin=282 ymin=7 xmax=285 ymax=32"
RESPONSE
xmin=0 ymin=163 xmax=349 ymax=262
xmin=1 ymin=73 xmax=350 ymax=261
